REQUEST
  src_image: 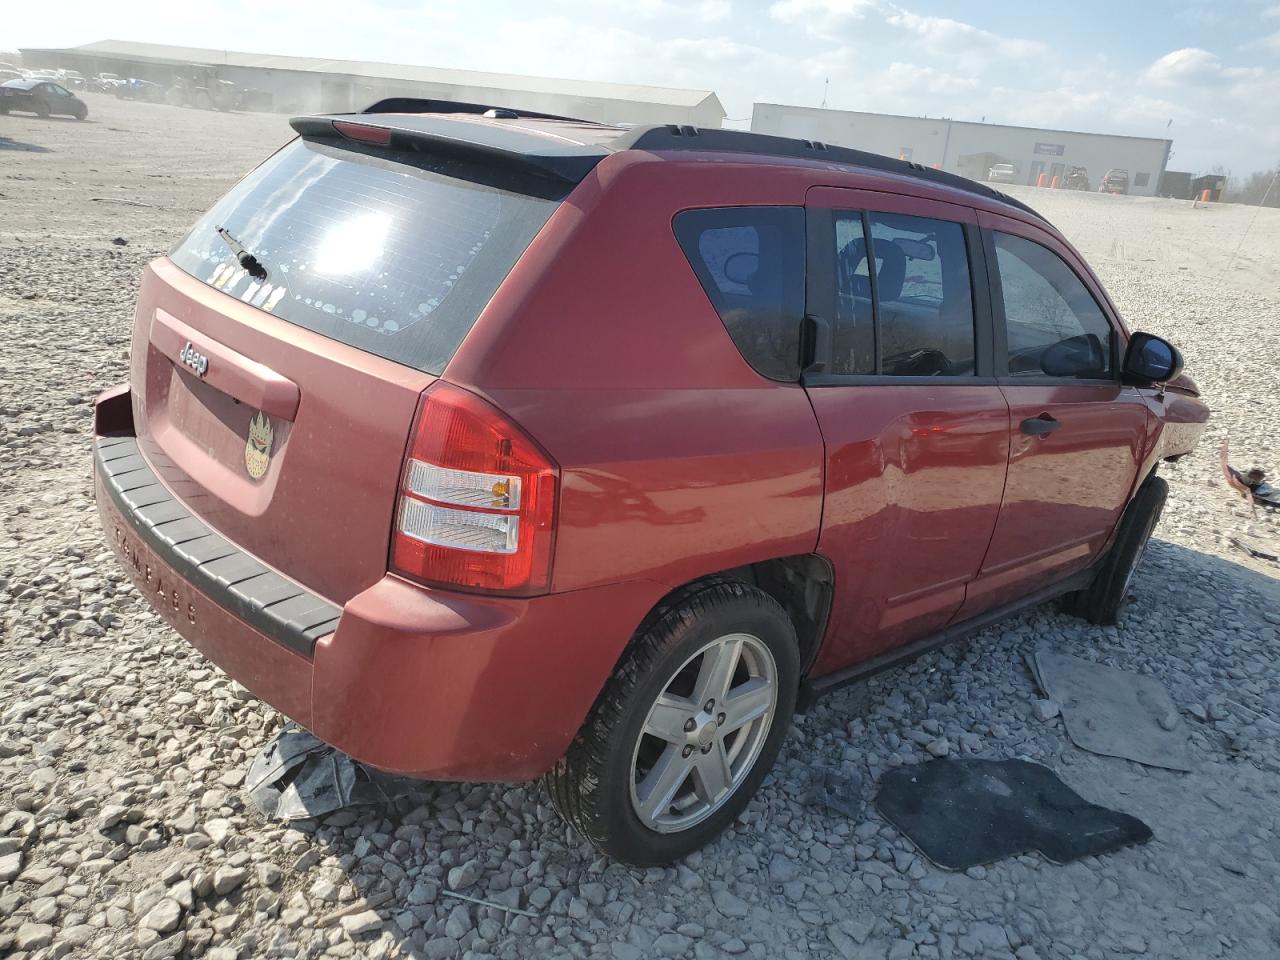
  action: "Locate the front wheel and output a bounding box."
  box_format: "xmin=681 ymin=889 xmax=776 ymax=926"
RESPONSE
xmin=545 ymin=578 xmax=799 ymax=865
xmin=1065 ymin=476 xmax=1167 ymax=625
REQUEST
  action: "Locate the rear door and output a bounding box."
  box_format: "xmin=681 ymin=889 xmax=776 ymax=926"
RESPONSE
xmin=803 ymin=187 xmax=1009 ymax=675
xmin=959 ymin=211 xmax=1147 ymax=616
xmin=131 ymin=135 xmax=563 ymax=603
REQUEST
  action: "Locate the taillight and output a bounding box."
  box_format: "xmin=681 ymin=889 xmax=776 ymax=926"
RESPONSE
xmin=392 ymin=382 xmax=557 ymax=595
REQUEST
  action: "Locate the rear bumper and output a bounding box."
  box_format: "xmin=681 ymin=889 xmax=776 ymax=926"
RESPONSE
xmin=94 ymin=387 xmax=663 ymax=781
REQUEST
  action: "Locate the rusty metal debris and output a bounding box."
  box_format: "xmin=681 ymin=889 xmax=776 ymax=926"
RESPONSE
xmin=245 ymin=724 xmax=422 ymax=820
xmin=440 ymin=890 xmax=539 ymax=919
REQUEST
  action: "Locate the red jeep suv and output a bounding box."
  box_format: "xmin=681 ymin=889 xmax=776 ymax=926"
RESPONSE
xmin=93 ymin=100 xmax=1208 ymax=864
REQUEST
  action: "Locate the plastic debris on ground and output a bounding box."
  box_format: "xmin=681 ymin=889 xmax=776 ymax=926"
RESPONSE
xmin=1031 ymin=648 xmax=1192 ymax=772
xmin=804 ymin=765 xmax=864 ymax=819
xmin=876 ymin=758 xmax=1152 ymax=870
xmin=245 ymin=724 xmax=424 ymax=820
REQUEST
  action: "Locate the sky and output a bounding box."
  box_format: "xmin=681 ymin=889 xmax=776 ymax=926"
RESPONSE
xmin=7 ymin=0 xmax=1280 ymax=174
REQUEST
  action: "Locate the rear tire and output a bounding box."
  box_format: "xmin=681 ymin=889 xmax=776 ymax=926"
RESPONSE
xmin=1066 ymin=476 xmax=1167 ymax=625
xmin=545 ymin=577 xmax=799 ymax=865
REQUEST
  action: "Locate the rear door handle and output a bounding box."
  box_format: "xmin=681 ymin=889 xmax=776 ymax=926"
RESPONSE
xmin=1020 ymin=414 xmax=1061 ymax=437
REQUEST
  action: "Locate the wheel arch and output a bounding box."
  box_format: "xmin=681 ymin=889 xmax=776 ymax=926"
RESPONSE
xmin=634 ymin=553 xmax=835 ymax=683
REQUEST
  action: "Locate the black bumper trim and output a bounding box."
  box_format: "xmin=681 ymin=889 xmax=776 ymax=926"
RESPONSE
xmin=95 ymin=438 xmax=341 ymax=657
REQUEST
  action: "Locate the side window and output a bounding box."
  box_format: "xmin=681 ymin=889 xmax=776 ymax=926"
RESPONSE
xmin=674 ymin=206 xmax=805 ymax=381
xmin=51 ymin=84 xmax=70 ymax=96
xmin=831 ymin=211 xmax=977 ymax=377
xmin=993 ymin=232 xmax=1113 ymax=379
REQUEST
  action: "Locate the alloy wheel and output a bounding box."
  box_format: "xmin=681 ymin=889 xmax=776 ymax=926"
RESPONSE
xmin=629 ymin=632 xmax=778 ymax=834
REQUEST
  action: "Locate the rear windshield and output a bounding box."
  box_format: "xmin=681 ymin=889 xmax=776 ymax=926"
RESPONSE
xmin=169 ymin=139 xmax=562 ymax=375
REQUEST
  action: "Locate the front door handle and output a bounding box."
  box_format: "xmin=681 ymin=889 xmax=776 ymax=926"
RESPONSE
xmin=1020 ymin=414 xmax=1061 ymax=437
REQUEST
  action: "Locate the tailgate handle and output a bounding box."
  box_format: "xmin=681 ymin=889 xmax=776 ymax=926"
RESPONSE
xmin=150 ymin=309 xmax=301 ymax=422
xmin=1020 ymin=414 xmax=1061 ymax=437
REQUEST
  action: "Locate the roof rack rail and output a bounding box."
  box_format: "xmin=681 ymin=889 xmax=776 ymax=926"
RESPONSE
xmin=361 ymin=97 xmax=591 ymax=125
xmin=613 ymin=124 xmax=1043 ymax=221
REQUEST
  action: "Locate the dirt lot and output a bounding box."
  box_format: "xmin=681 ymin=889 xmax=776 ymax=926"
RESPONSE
xmin=1 ymin=95 xmax=1279 ymax=960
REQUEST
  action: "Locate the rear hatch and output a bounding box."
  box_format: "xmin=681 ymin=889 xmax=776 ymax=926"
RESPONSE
xmin=130 ymin=126 xmax=566 ymax=603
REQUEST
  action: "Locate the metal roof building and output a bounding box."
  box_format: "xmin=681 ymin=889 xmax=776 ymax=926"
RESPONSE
xmin=752 ymin=103 xmax=1172 ymax=197
xmin=19 ymin=39 xmax=726 ymax=127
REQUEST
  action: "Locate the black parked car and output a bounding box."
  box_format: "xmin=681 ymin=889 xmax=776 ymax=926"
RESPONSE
xmin=0 ymin=78 xmax=88 ymax=120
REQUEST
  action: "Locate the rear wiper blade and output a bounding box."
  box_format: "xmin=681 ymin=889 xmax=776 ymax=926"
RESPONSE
xmin=216 ymin=226 xmax=269 ymax=281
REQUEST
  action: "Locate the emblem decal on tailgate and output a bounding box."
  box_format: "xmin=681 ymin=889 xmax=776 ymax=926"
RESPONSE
xmin=245 ymin=411 xmax=274 ymax=480
xmin=178 ymin=341 xmax=209 ymax=378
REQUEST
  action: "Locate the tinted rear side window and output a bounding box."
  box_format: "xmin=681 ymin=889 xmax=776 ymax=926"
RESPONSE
xmin=831 ymin=211 xmax=976 ymax=376
xmin=169 ymin=139 xmax=561 ymax=375
xmin=673 ymin=206 xmax=806 ymax=381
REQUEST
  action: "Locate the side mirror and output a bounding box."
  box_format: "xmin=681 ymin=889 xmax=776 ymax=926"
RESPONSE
xmin=1123 ymin=332 xmax=1183 ymax=385
xmin=722 ymin=251 xmax=759 ymax=287
xmin=1042 ymin=333 xmax=1106 ymax=378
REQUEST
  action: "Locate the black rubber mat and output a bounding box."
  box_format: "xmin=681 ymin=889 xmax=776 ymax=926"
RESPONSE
xmin=875 ymin=758 xmax=1153 ymax=869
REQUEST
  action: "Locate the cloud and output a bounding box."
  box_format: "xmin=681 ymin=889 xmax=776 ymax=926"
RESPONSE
xmin=561 ymin=0 xmax=730 ymax=22
xmin=768 ymin=0 xmax=876 ymax=35
xmin=882 ymin=8 xmax=1046 ymax=60
xmin=769 ymin=0 xmax=1045 ymax=61
xmin=1144 ymin=48 xmax=1229 ymax=86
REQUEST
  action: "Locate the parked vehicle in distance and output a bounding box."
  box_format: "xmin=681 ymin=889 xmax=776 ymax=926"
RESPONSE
xmin=0 ymin=69 xmax=22 ymax=84
xmin=93 ymin=102 xmax=1208 ymax=865
xmin=0 ymin=78 xmax=88 ymax=119
xmin=62 ymin=69 xmax=86 ymax=89
xmin=987 ymin=162 xmax=1016 ymax=183
xmin=1063 ymin=166 xmax=1090 ymax=191
xmin=89 ymin=72 xmax=123 ymax=92
xmin=1100 ymin=168 xmax=1130 ymax=194
xmin=115 ymin=78 xmax=165 ymax=102
xmin=167 ymin=72 xmax=242 ymax=111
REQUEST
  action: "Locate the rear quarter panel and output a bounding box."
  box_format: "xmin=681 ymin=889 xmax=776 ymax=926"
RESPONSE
xmin=447 ymin=152 xmax=826 ymax=593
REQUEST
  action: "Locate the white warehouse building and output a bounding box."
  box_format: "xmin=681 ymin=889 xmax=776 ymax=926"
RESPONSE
xmin=751 ymin=103 xmax=1172 ymax=196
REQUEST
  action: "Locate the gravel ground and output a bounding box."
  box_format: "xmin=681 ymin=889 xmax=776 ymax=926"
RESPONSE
xmin=2 ymin=96 xmax=1278 ymax=960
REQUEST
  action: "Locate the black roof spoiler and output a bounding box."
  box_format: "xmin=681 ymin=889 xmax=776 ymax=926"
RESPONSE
xmin=361 ymin=96 xmax=588 ymax=124
xmin=288 ymin=114 xmax=609 ymax=184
